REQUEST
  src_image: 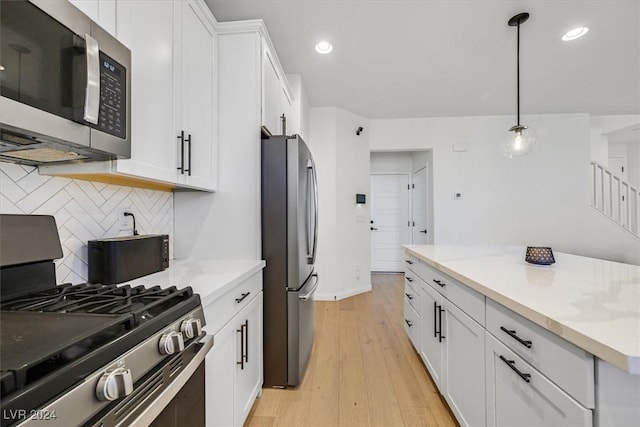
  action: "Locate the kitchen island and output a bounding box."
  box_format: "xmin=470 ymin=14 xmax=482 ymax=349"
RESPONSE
xmin=403 ymin=245 xmax=640 ymax=427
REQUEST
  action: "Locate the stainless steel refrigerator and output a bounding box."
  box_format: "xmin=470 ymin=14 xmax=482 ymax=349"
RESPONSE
xmin=261 ymin=134 xmax=319 ymax=387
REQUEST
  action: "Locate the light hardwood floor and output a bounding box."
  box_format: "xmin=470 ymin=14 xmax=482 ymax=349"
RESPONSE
xmin=245 ymin=273 xmax=458 ymax=427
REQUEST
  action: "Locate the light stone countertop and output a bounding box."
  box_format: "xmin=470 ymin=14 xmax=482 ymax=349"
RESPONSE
xmin=125 ymin=259 xmax=266 ymax=307
xmin=403 ymin=245 xmax=640 ymax=374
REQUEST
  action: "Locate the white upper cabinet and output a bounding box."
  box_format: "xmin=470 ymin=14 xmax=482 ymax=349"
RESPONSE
xmin=175 ymin=0 xmax=217 ymax=190
xmin=69 ymin=0 xmax=116 ymax=37
xmin=262 ymin=46 xmax=282 ymax=135
xmin=261 ymin=44 xmax=294 ymax=136
xmin=114 ymin=0 xmax=177 ymax=184
xmin=280 ymin=86 xmax=293 ymax=135
xmin=43 ymin=0 xmax=217 ymax=191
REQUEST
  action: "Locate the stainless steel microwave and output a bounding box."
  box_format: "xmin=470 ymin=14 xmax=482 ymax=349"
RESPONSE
xmin=0 ymin=0 xmax=131 ymax=165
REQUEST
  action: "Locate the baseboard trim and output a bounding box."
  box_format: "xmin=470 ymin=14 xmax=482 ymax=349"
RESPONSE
xmin=314 ymin=283 xmax=372 ymax=301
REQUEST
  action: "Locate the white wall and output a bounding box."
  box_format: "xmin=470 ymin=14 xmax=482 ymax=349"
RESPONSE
xmin=590 ymin=115 xmax=640 ymax=165
xmin=308 ymin=107 xmax=372 ymax=300
xmin=174 ymin=32 xmax=262 ymax=260
xmin=370 ymin=114 xmax=640 ymax=265
xmin=0 ymin=163 xmax=173 ymax=283
xmin=370 ymin=151 xmax=412 ymax=174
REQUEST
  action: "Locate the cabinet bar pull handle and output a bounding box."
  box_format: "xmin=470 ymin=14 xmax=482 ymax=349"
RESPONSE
xmin=404 ymin=319 xmax=413 ymax=327
xmin=406 ymin=277 xmax=414 ymax=282
xmin=185 ymin=133 xmax=192 ymax=176
xmin=405 ymin=260 xmax=414 ymax=265
xmin=177 ymin=131 xmax=185 ymax=174
xmin=405 ymin=293 xmax=414 ymax=300
xmin=433 ymin=301 xmax=438 ymax=338
xmin=244 ymin=320 xmax=249 ymax=363
xmin=235 ymin=292 xmax=251 ymax=304
xmin=433 ymin=279 xmax=446 ymax=287
xmin=499 ymin=355 xmax=531 ymax=383
xmin=500 ymin=326 xmax=533 ymax=348
xmin=438 ymin=306 xmax=445 ymax=342
xmin=236 ymin=325 xmax=245 ymax=370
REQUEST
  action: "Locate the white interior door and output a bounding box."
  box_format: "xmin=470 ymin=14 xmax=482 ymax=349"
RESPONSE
xmin=608 ymin=156 xmax=627 ymax=180
xmin=412 ymin=167 xmax=429 ymax=244
xmin=370 ymin=174 xmax=410 ymax=272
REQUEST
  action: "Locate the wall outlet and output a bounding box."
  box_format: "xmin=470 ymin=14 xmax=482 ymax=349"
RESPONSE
xmin=355 ymin=263 xmax=361 ymax=279
xmin=118 ymin=207 xmax=130 ymax=231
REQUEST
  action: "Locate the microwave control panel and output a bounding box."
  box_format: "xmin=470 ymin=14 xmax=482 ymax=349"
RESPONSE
xmin=95 ymin=51 xmax=126 ymax=139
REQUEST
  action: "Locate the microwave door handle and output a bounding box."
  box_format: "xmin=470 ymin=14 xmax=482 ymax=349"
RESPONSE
xmin=84 ymin=34 xmax=100 ymax=124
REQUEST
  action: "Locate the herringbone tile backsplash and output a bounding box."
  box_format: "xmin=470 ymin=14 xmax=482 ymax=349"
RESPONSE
xmin=0 ymin=163 xmax=173 ymax=284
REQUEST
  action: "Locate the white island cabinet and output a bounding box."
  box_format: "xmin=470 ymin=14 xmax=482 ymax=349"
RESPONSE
xmin=126 ymin=259 xmax=265 ymax=427
xmin=410 ymin=256 xmax=487 ymax=427
xmin=403 ymin=245 xmax=640 ymax=427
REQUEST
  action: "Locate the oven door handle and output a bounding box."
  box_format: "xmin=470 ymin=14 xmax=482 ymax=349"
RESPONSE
xmin=126 ymin=335 xmax=213 ymax=426
xmin=84 ymin=33 xmax=100 ymax=124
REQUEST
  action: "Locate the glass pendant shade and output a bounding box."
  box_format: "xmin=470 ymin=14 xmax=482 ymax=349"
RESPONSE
xmin=502 ymin=125 xmax=536 ymax=158
xmin=503 ymin=12 xmax=536 ymax=159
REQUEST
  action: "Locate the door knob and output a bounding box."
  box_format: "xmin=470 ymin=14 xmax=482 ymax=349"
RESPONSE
xmin=419 ymin=229 xmax=428 ymax=234
xmin=370 ymin=227 xmax=378 ymax=231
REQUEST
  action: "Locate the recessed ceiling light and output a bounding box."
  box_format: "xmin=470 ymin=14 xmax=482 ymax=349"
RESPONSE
xmin=562 ymin=27 xmax=589 ymax=41
xmin=0 ymin=65 xmax=4 ymax=71
xmin=315 ymin=41 xmax=333 ymax=54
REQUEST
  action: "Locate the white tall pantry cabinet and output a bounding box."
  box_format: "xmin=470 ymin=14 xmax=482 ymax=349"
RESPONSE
xmin=174 ymin=20 xmax=303 ymax=261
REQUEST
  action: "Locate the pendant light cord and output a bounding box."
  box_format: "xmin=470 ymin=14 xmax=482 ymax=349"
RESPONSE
xmin=516 ymin=21 xmax=521 ymax=127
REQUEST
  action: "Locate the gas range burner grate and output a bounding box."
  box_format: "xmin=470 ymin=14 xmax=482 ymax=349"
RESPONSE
xmin=0 ymin=283 xmax=195 ymax=327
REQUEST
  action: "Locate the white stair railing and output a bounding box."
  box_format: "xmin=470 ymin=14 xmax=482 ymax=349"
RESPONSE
xmin=591 ymin=161 xmax=640 ymax=239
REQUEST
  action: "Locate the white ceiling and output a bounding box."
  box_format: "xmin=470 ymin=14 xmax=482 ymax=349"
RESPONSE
xmin=206 ymin=0 xmax=640 ymax=120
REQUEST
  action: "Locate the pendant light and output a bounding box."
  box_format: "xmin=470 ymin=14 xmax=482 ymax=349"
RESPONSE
xmin=502 ymin=12 xmax=536 ymax=159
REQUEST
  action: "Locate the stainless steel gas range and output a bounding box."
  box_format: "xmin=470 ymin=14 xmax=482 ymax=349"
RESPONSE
xmin=0 ymin=214 xmax=212 ymax=427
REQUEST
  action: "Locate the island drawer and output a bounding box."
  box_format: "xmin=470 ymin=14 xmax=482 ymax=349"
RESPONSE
xmin=486 ymin=298 xmax=594 ymax=408
xmin=202 ymin=271 xmax=263 ymax=335
xmin=404 ymin=253 xmax=419 ymax=274
xmin=404 ymin=298 xmax=420 ymax=349
xmin=404 ymin=274 xmax=420 ymax=310
xmin=419 ymin=262 xmax=485 ymax=326
xmin=486 ymin=333 xmax=593 ymax=427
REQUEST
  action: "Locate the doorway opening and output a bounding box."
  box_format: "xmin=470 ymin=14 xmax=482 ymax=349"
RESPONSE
xmin=370 ymin=150 xmax=433 ymax=272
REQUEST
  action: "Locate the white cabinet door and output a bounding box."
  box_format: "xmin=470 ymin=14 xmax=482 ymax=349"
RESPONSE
xmin=205 ymin=321 xmax=235 ymax=427
xmin=177 ymin=0 xmax=216 ymax=190
xmin=70 ymin=0 xmax=116 ymax=37
xmin=69 ymin=0 xmax=99 ymax=20
xmin=420 ymin=282 xmax=444 ymax=388
xmin=114 ymin=0 xmax=178 ymax=184
xmin=486 ymin=333 xmax=592 ymax=427
xmin=280 ymin=86 xmax=292 ymax=135
xmin=262 ymin=46 xmax=281 ymax=135
xmin=234 ymin=292 xmax=264 ymax=425
xmin=443 ymin=300 xmax=486 ymax=427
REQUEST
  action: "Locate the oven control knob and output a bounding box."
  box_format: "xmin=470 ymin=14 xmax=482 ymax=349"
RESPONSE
xmin=159 ymin=331 xmax=185 ymax=355
xmin=180 ymin=318 xmax=202 ymax=339
xmin=96 ymin=367 xmax=133 ymax=402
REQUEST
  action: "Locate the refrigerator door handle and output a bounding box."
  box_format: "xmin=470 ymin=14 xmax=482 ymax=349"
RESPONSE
xmin=306 ymin=158 xmax=319 ymax=265
xmin=299 ymin=273 xmax=319 ymax=300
